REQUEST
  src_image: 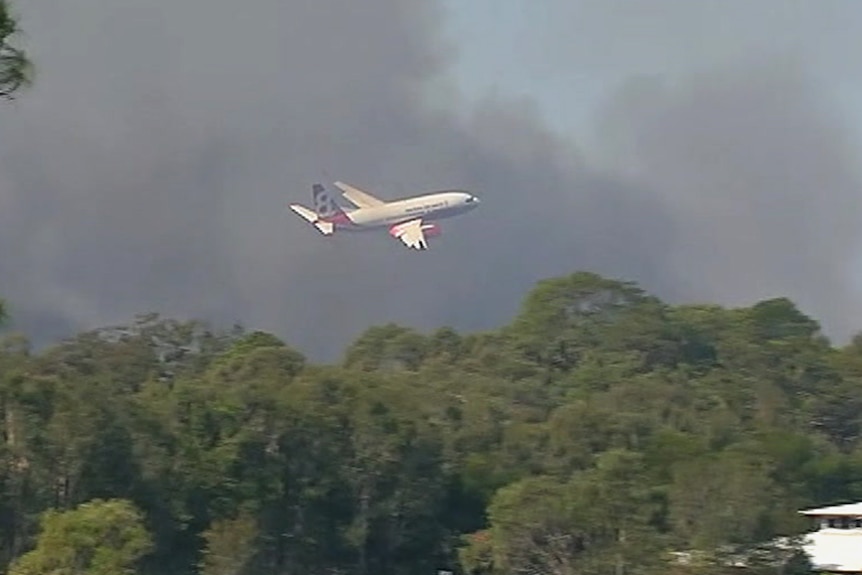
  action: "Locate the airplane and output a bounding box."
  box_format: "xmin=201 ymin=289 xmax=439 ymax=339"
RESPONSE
xmin=288 ymin=180 xmax=480 ymax=250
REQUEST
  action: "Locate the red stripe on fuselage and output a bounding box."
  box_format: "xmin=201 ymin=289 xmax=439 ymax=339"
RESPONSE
xmin=320 ymin=212 xmax=353 ymax=226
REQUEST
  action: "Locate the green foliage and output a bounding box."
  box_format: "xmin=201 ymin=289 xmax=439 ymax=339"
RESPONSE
xmin=7 ymin=499 xmax=152 ymax=575
xmin=0 ymin=270 xmax=857 ymax=574
xmin=464 ymin=451 xmax=666 ymax=575
xmin=198 ymin=512 xmax=258 ymax=575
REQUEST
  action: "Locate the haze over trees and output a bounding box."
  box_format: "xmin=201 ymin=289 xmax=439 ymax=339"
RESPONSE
xmin=1 ymin=270 xmax=856 ymax=574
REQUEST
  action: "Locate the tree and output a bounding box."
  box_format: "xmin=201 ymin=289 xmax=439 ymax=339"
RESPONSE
xmin=8 ymin=498 xmax=153 ymax=575
xmin=2 ymin=269 xmax=862 ymax=574
xmin=507 ymin=272 xmax=680 ymax=379
xmin=668 ymin=450 xmax=781 ymax=551
xmin=198 ymin=512 xmax=259 ymax=575
xmin=343 ymin=324 xmax=429 ymax=371
xmin=0 ymin=2 xmax=30 ymax=99
xmin=0 ymin=332 xmax=36 ymax=566
xmin=463 ymin=451 xmax=666 ymax=575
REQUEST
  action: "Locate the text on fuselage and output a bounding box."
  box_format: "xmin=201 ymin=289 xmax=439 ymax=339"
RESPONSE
xmin=406 ymin=200 xmax=447 ymax=214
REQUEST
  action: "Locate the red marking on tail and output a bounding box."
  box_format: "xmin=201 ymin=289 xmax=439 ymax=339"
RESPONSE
xmin=322 ymin=212 xmax=352 ymax=225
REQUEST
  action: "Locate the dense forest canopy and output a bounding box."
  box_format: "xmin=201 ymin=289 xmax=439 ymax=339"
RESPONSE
xmin=0 ymin=270 xmax=858 ymax=574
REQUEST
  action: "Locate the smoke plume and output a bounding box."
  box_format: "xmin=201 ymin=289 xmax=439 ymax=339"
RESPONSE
xmin=0 ymin=0 xmax=860 ymax=359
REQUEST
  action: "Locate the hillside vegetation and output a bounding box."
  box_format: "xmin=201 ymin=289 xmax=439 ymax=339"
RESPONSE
xmin=1 ymin=271 xmax=859 ymax=574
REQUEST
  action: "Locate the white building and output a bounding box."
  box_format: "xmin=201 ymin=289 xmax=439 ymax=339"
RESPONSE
xmin=799 ymin=501 xmax=862 ymax=572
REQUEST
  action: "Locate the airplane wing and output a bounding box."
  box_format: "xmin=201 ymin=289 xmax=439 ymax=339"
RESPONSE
xmin=389 ymin=218 xmax=428 ymax=250
xmin=334 ymin=181 xmax=386 ymax=209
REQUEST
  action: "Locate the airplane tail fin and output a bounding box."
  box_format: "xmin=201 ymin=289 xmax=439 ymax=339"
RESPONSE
xmin=312 ymin=183 xmax=347 ymax=219
xmin=288 ymin=184 xmax=348 ymax=236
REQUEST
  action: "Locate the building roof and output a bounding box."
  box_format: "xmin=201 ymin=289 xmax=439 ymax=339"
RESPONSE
xmin=799 ymin=501 xmax=862 ymax=516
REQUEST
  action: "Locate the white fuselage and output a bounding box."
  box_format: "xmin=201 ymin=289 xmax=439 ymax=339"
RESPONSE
xmin=340 ymin=190 xmax=479 ymax=230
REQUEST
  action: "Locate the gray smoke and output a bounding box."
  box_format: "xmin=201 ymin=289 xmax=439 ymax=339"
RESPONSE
xmin=0 ymin=0 xmax=860 ymax=360
xmin=596 ymin=58 xmax=862 ymax=339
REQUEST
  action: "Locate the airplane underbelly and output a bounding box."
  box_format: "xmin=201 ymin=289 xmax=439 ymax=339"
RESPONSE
xmin=349 ymin=209 xmax=395 ymax=227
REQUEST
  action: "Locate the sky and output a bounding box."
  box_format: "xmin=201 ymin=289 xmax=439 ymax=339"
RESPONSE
xmin=2 ymin=0 xmax=862 ymax=360
xmin=441 ymin=0 xmax=862 ymax=141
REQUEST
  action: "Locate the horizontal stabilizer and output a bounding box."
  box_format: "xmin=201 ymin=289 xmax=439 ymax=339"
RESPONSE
xmin=289 ymin=203 xmax=334 ymax=235
xmin=289 ymin=203 xmax=317 ymax=223
xmin=314 ymin=220 xmax=334 ymax=235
